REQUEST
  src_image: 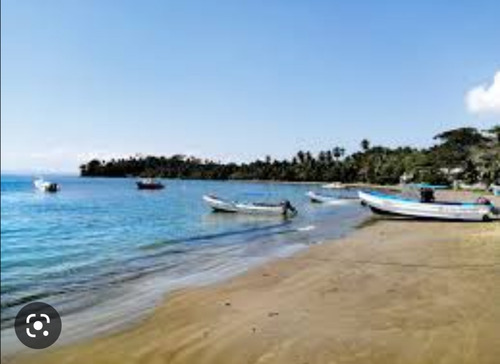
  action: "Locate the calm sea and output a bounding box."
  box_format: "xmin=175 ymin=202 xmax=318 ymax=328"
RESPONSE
xmin=1 ymin=175 xmax=368 ymax=351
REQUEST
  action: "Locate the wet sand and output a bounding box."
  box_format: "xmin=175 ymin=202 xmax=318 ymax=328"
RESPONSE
xmin=9 ymin=193 xmax=500 ymax=364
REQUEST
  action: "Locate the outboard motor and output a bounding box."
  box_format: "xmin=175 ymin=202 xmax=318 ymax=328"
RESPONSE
xmin=47 ymin=183 xmax=59 ymax=193
xmin=476 ymin=197 xmax=499 ymax=217
xmin=476 ymin=196 xmax=492 ymax=205
xmin=281 ymin=200 xmax=297 ymax=217
xmin=420 ymin=188 xmax=435 ymax=203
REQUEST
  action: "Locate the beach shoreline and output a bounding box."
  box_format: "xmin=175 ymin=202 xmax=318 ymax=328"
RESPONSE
xmin=6 ymin=193 xmax=500 ymax=364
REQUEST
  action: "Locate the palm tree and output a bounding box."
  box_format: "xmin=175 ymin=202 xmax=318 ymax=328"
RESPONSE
xmin=296 ymin=151 xmax=305 ymax=165
xmin=332 ymin=147 xmax=345 ymax=161
xmin=361 ymin=139 xmax=370 ymax=152
xmin=305 ymin=151 xmax=313 ymax=164
xmin=318 ymin=151 xmax=326 ymax=164
xmin=325 ymin=150 xmax=333 ymax=164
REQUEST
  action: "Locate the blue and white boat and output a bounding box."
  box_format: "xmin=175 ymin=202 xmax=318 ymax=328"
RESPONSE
xmin=306 ymin=191 xmax=359 ymax=205
xmin=359 ymin=190 xmax=497 ymax=222
xmin=490 ymin=185 xmax=500 ymax=196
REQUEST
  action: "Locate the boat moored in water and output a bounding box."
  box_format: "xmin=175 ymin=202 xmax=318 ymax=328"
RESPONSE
xmin=306 ymin=191 xmax=359 ymax=205
xmin=136 ymin=178 xmax=165 ymax=190
xmin=359 ymin=190 xmax=498 ymax=222
xmin=34 ymin=178 xmax=60 ymax=193
xmin=203 ymin=194 xmax=297 ymax=217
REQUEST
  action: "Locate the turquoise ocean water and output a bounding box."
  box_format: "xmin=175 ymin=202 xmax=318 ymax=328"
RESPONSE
xmin=1 ymin=175 xmax=367 ymax=350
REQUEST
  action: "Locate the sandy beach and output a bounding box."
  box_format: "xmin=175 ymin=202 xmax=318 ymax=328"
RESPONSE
xmin=4 ymin=1 xmax=500 ymax=362
xmin=9 ymin=193 xmax=500 ymax=364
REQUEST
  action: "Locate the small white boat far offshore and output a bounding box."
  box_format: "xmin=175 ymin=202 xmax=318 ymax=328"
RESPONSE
xmin=359 ymin=190 xmax=497 ymax=222
xmin=306 ymin=191 xmax=359 ymax=205
xmin=34 ymin=178 xmax=60 ymax=193
xmin=203 ymin=195 xmax=297 ymax=217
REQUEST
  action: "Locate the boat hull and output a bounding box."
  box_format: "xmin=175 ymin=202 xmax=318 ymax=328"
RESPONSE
xmin=359 ymin=191 xmax=493 ymax=222
xmin=306 ymin=191 xmax=359 ymax=205
xmin=203 ymin=195 xmax=296 ymax=217
xmin=136 ymin=182 xmax=164 ymax=190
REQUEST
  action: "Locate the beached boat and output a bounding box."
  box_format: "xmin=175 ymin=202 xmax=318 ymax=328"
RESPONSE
xmin=359 ymin=190 xmax=497 ymax=222
xmin=203 ymin=195 xmax=297 ymax=217
xmin=306 ymin=191 xmax=359 ymax=205
xmin=136 ymin=178 xmax=165 ymax=190
xmin=34 ymin=178 xmax=59 ymax=193
xmin=490 ymin=185 xmax=500 ymax=196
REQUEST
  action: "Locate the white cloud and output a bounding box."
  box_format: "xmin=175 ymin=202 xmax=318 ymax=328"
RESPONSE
xmin=466 ymin=71 xmax=500 ymax=114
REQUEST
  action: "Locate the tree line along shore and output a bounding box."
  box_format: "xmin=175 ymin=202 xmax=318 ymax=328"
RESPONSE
xmin=80 ymin=126 xmax=500 ymax=186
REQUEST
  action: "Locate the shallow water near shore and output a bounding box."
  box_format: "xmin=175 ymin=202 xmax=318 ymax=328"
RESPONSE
xmin=1 ymin=175 xmax=368 ymax=353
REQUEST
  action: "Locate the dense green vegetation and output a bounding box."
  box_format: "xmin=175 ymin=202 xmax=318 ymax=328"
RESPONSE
xmin=80 ymin=126 xmax=500 ymax=185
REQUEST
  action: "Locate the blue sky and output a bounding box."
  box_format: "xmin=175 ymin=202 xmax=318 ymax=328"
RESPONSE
xmin=2 ymin=0 xmax=499 ymax=173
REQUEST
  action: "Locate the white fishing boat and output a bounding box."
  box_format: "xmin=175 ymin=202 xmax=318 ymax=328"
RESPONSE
xmin=490 ymin=185 xmax=500 ymax=196
xmin=359 ymin=190 xmax=497 ymax=222
xmin=306 ymin=191 xmax=359 ymax=205
xmin=34 ymin=178 xmax=60 ymax=193
xmin=203 ymin=195 xmax=297 ymax=217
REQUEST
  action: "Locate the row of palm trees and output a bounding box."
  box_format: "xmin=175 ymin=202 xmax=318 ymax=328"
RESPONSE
xmin=80 ymin=126 xmax=500 ymax=186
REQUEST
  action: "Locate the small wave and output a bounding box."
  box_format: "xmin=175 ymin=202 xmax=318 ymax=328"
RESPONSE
xmin=1 ymin=290 xmax=65 ymax=311
xmin=139 ymin=222 xmax=290 ymax=251
xmin=297 ymin=225 xmax=316 ymax=232
xmin=139 ymin=239 xmax=179 ymax=250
